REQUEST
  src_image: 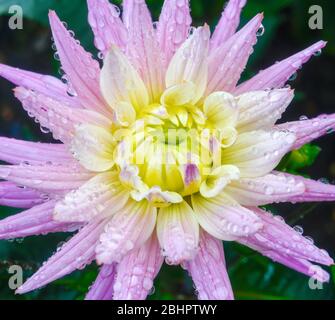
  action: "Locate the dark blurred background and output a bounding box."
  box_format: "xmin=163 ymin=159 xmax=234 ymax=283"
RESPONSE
xmin=0 ymin=0 xmax=334 ymax=300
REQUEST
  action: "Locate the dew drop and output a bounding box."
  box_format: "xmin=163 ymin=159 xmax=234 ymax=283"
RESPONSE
xmin=293 ymin=225 xmax=304 ymax=235
xmin=53 ymin=52 xmax=60 ymax=61
xmin=288 ymin=72 xmax=297 ymax=81
xmin=299 ymin=115 xmax=308 ymax=121
xmin=256 ymin=24 xmax=265 ymax=37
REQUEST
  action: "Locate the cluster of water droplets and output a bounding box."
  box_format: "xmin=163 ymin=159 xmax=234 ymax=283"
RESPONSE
xmin=55 ymin=180 xmax=112 ymax=221
xmin=113 ymin=264 xmax=156 ymax=299
xmin=254 ymin=210 xmax=330 ymax=262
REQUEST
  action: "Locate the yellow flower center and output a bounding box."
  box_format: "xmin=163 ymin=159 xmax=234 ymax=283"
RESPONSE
xmin=113 ymin=83 xmax=241 ymax=206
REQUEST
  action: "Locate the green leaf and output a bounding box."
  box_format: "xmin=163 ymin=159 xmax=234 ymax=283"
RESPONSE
xmin=226 ymin=243 xmax=335 ymax=300
xmin=277 ymin=144 xmax=321 ymax=174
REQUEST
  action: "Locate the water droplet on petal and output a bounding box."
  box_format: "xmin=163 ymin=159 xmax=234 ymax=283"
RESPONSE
xmin=256 ymin=24 xmax=265 ymax=37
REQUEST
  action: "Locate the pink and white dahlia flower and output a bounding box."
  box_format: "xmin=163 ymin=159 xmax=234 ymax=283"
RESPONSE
xmin=0 ymin=0 xmax=334 ymax=300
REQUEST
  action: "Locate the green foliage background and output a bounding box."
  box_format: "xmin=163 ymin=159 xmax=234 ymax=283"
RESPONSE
xmin=0 ymin=0 xmax=335 ymax=300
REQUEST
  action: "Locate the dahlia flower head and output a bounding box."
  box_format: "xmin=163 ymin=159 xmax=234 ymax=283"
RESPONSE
xmin=0 ymin=0 xmax=334 ymax=300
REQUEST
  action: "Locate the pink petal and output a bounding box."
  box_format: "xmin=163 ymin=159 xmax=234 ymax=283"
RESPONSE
xmin=157 ymin=201 xmax=199 ymax=265
xmin=0 ymin=201 xmax=80 ymax=240
xmin=16 ymin=218 xmax=107 ymax=294
xmin=207 ymin=13 xmax=263 ymax=94
xmin=243 ymin=207 xmax=334 ymax=266
xmin=85 ymin=264 xmax=116 ymax=300
xmin=210 ymin=0 xmax=247 ymax=49
xmin=14 ymin=87 xmax=112 ymax=144
xmin=113 ymin=233 xmax=163 ymax=300
xmin=122 ymin=0 xmax=164 ymax=102
xmin=224 ymin=173 xmax=305 ymax=206
xmin=276 ymin=114 xmax=335 ymax=150
xmin=235 ymin=41 xmax=327 ymax=94
xmin=87 ymin=0 xmax=127 ymax=54
xmin=54 ymin=173 xmax=129 ymax=223
xmin=239 ymin=238 xmax=330 ymax=283
xmin=274 ymin=172 xmax=335 ymax=203
xmin=96 ymin=200 xmax=157 ymax=264
xmin=0 ymin=181 xmax=45 ymax=208
xmin=48 ymin=11 xmax=111 ymax=117
xmin=186 ymin=230 xmax=234 ymax=300
xmin=191 ymin=194 xmax=263 ymax=241
xmin=0 ymin=137 xmax=72 ymax=165
xmin=157 ymin=0 xmax=192 ymax=69
xmin=0 ymin=63 xmax=81 ymax=107
xmin=0 ymin=163 xmax=93 ymax=193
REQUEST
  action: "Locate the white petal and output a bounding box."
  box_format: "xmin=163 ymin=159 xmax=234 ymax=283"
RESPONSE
xmin=225 ymin=173 xmax=305 ymax=206
xmin=204 ymin=91 xmax=238 ymax=128
xmin=54 ymin=172 xmax=129 ymax=222
xmin=157 ymin=200 xmax=199 ymax=264
xmin=71 ymin=124 xmax=115 ymax=172
xmin=96 ymin=200 xmax=157 ymax=264
xmin=236 ymin=88 xmax=294 ymax=132
xmin=221 ymin=130 xmax=296 ymax=178
xmin=191 ymin=193 xmax=263 ymax=241
xmin=166 ymin=26 xmax=210 ymax=103
xmin=200 ymin=165 xmax=240 ymax=198
xmin=100 ymin=46 xmax=149 ymax=112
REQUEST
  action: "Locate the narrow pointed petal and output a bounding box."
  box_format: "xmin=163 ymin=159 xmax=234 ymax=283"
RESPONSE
xmin=207 ymin=14 xmax=263 ymax=94
xmin=221 ymin=130 xmax=296 ymax=178
xmin=71 ymin=124 xmax=115 ymax=172
xmin=0 ymin=137 xmax=72 ymax=165
xmin=157 ymin=201 xmax=199 ymax=265
xmin=54 ymin=172 xmax=129 ymax=223
xmin=100 ymin=46 xmax=149 ymax=113
xmin=224 ymin=173 xmax=305 ymax=206
xmin=0 ymin=201 xmax=80 ymax=240
xmin=48 ymin=11 xmax=111 ymax=116
xmin=0 ymin=64 xmax=80 ymax=107
xmin=191 ymin=193 xmax=263 ymax=241
xmin=87 ymin=0 xmax=127 ymax=54
xmin=276 ymin=114 xmax=335 ymax=150
xmin=0 ymin=164 xmax=93 ymax=193
xmin=14 ymin=87 xmax=112 ymax=144
xmin=113 ymin=233 xmax=163 ymax=300
xmin=240 ymin=236 xmax=330 ymax=282
xmin=157 ymin=0 xmax=192 ymax=69
xmin=96 ymin=200 xmax=157 ymax=264
xmin=243 ymin=207 xmax=334 ymax=266
xmin=236 ymin=88 xmax=294 ymax=132
xmin=123 ymin=0 xmax=164 ymax=102
xmin=0 ymin=182 xmax=45 ymax=208
xmin=235 ymin=41 xmax=327 ymax=94
xmin=85 ymin=264 xmax=116 ymax=300
xmin=274 ymin=172 xmax=335 ymax=203
xmin=166 ymin=26 xmax=210 ymax=103
xmin=16 ymin=218 xmax=107 ymax=294
xmin=210 ymin=0 xmax=247 ymax=49
xmin=186 ymin=230 xmax=234 ymax=300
